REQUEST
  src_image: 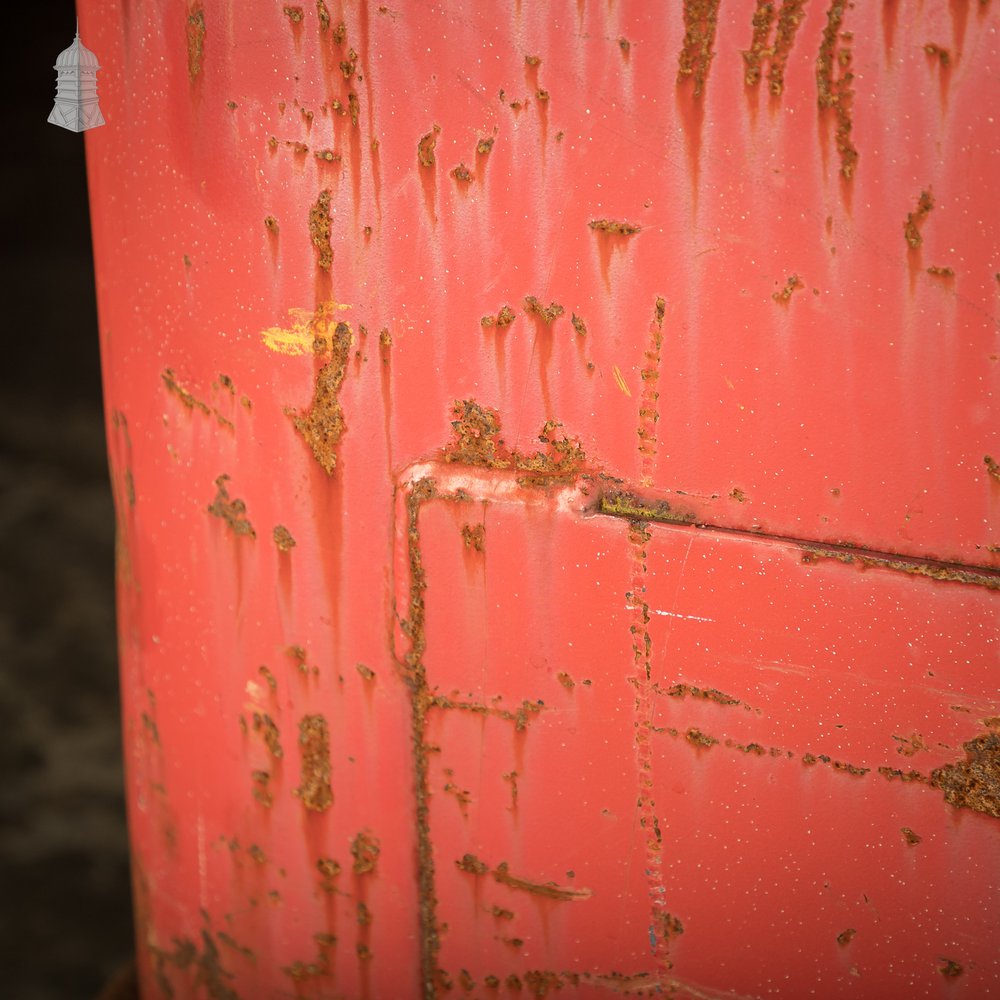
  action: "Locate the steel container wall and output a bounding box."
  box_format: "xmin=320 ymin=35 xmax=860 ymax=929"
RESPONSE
xmin=82 ymin=1 xmax=999 ymax=998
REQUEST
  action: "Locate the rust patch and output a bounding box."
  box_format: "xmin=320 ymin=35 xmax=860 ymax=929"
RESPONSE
xmin=599 ymin=488 xmax=697 ymax=526
xmin=251 ymin=770 xmax=272 ymax=807
xmin=892 ymin=732 xmax=928 ymax=756
xmin=309 ymin=190 xmax=333 ymax=270
xmin=451 ymin=162 xmax=474 ymax=184
xmin=769 ymin=0 xmax=808 ymax=95
xmin=418 ymin=125 xmax=441 ymax=167
xmin=434 ymin=694 xmax=543 ymax=732
xmin=588 ymin=219 xmax=641 ymax=236
xmin=476 ymin=136 xmax=496 ymax=155
xmin=441 ymin=401 xmax=587 ymax=484
xmin=900 ymin=826 xmax=922 ymax=846
xmin=252 ymin=713 xmax=283 ymax=758
xmin=523 ymin=296 xmax=565 ymax=323
xmin=482 ymin=305 xmax=516 ymax=328
xmin=742 ymin=1 xmax=775 ymax=86
xmin=619 ymin=36 xmax=632 ymax=57
xmin=456 ymin=854 xmax=490 ymax=875
xmin=282 ymin=932 xmax=336 ymax=982
xmin=186 ymin=6 xmax=206 ymax=81
xmin=291 ymin=320 xmax=352 ymax=475
xmin=316 ymin=0 xmax=330 ymax=30
xmin=985 ymin=456 xmax=1000 ymax=482
xmin=273 ymin=525 xmax=296 ymax=551
xmin=445 ymin=400 xmax=509 ymax=466
xmin=162 ymin=368 xmax=211 ymax=414
xmin=800 ymin=546 xmax=1000 ymax=591
xmin=264 ymin=215 xmax=279 ymax=234
xmin=571 ymin=314 xmax=587 ymax=337
xmin=665 ymin=683 xmax=742 ymax=707
xmin=461 ymin=523 xmax=485 ymax=552
xmin=940 ymin=959 xmax=963 ymax=978
xmin=351 ymin=830 xmax=381 ymax=874
xmin=685 ymin=727 xmax=718 ymax=748
xmin=557 ymin=672 xmax=575 ymax=690
xmin=340 ymin=47 xmax=359 ymax=78
xmin=356 ymin=662 xmax=376 ymax=680
xmin=677 ymin=0 xmax=721 ymax=97
xmin=494 ymin=862 xmax=592 ymax=901
xmin=457 ymin=854 xmax=591 ymax=900
xmin=904 ymin=189 xmax=934 ymax=248
xmin=314 ymin=148 xmax=341 ymax=163
xmin=208 ymin=475 xmax=255 ymax=538
xmin=283 ymin=5 xmax=304 ymax=22
xmin=772 ymin=274 xmax=805 ymax=302
xmin=837 ymin=927 xmax=856 ymax=946
xmin=931 ymin=732 xmax=1000 ymax=818
xmin=295 ymin=715 xmax=333 ymax=811
xmin=637 ymin=297 xmax=665 ymax=485
xmin=926 ymin=265 xmax=955 ymax=278
xmin=817 ymin=2 xmax=859 ymax=179
xmin=258 ymin=665 xmax=277 ymax=692
xmin=924 ymin=42 xmax=951 ymax=67
xmin=150 ymin=928 xmax=239 ymax=1000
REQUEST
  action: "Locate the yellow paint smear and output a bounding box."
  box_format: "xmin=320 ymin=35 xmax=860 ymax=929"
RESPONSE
xmin=612 ymin=365 xmax=632 ymax=397
xmin=262 ymin=301 xmax=352 ymax=356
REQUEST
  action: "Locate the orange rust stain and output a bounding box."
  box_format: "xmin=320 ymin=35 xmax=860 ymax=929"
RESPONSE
xmin=186 ymin=5 xmax=206 ymax=80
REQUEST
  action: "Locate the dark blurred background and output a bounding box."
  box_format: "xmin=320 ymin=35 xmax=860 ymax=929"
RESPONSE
xmin=1 ymin=4 xmax=134 ymax=997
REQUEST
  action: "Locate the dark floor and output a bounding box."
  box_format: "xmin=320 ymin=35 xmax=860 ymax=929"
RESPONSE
xmin=1 ymin=7 xmax=135 ymax=998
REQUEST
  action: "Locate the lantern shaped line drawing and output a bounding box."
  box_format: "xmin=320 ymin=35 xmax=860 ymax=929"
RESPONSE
xmin=48 ymin=20 xmax=105 ymax=132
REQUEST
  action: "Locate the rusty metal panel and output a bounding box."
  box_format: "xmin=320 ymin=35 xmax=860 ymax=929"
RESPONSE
xmin=81 ymin=0 xmax=998 ymax=997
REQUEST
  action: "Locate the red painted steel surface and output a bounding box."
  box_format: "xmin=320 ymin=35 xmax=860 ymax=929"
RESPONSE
xmin=81 ymin=1 xmax=999 ymax=997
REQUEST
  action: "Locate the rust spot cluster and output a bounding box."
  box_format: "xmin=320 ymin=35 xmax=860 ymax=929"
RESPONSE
xmin=742 ymin=0 xmax=808 ymax=94
xmin=588 ymin=218 xmax=641 ymax=236
xmin=772 ymin=273 xmax=805 ymax=303
xmin=677 ymin=0 xmax=722 ymax=97
xmin=460 ymin=523 xmax=485 ymax=552
xmin=816 ymin=2 xmax=858 ymax=179
xmin=903 ymin=189 xmax=934 ymax=249
xmin=442 ymin=400 xmax=586 ymax=483
xmin=418 ymin=125 xmax=441 ymax=168
xmin=481 ymin=305 xmax=517 ymax=328
xmin=523 ymin=295 xmax=565 ymax=324
xmin=208 ymin=475 xmax=255 ymax=538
